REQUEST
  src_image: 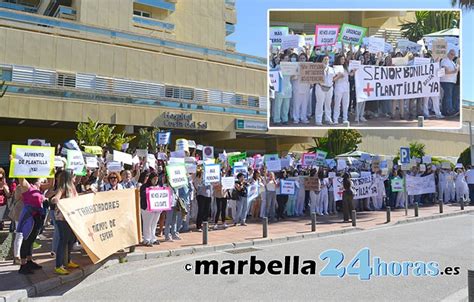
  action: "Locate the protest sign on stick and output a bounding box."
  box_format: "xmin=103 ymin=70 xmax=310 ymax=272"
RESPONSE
xmin=9 ymin=145 xmax=55 ymax=178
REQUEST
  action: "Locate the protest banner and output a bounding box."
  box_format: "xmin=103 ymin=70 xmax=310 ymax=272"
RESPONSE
xmin=83 ymin=146 xmax=102 ymax=155
xmin=441 ymin=162 xmax=451 ymax=169
xmin=328 ymin=172 xmax=336 ymax=178
xmin=67 ymin=150 xmax=86 ymax=176
xmin=204 ymin=164 xmax=221 ymax=184
xmin=332 ymin=176 xmax=378 ymax=201
xmin=299 ymin=62 xmax=325 ymax=84
xmin=166 ymin=164 xmax=188 ymax=188
xmin=315 ymin=24 xmax=340 ymax=46
xmin=266 ymin=159 xmax=282 ymax=172
xmin=422 ymin=155 xmax=431 ymax=164
xmin=391 ymin=178 xmax=404 ymax=192
xmin=349 ymin=60 xmax=361 ymax=71
xmin=135 ymin=149 xmax=148 ymax=158
xmin=281 ymin=35 xmax=302 ymax=50
xmin=304 ymin=35 xmax=315 ymax=46
xmin=367 ymin=37 xmax=385 ymax=53
xmin=302 ymin=153 xmax=317 ymax=167
xmin=419 ymin=164 xmax=426 ymax=172
xmin=269 ymin=26 xmax=289 ymax=46
xmin=414 ymin=57 xmax=431 ymax=65
xmin=228 ymin=152 xmax=247 ymax=167
xmin=391 ymin=57 xmax=409 ymax=66
xmin=338 ymin=23 xmax=367 ymax=45
xmin=316 ymin=150 xmax=328 ymax=165
xmin=280 ymin=62 xmax=299 ymax=76
xmin=247 ymin=183 xmax=259 ymax=202
xmin=221 ymin=176 xmax=235 ymax=190
xmin=85 ymin=156 xmax=98 ymax=168
xmin=146 ymin=187 xmax=172 ymax=212
xmin=170 ymin=150 xmax=185 ymax=158
xmin=253 ymin=155 xmax=264 ymax=169
xmin=269 ymin=70 xmax=282 ymax=92
xmin=361 ymin=171 xmax=372 ymax=178
xmin=56 ymin=189 xmax=139 ymax=264
xmin=355 ymin=63 xmax=440 ymax=102
xmin=280 ymin=158 xmax=290 ymax=169
xmin=304 ymin=177 xmax=319 ymax=191
xmin=337 ymin=159 xmax=347 ymax=171
xmin=233 ymin=165 xmax=248 ymax=179
xmin=175 ymin=138 xmax=189 ymax=152
xmin=147 ymin=154 xmax=156 ymax=169
xmin=9 ymin=145 xmax=55 ymax=178
xmin=107 ymin=161 xmax=122 ymax=172
xmin=333 ymin=65 xmax=344 ymax=75
xmin=113 ymin=150 xmax=133 ymax=166
xmin=202 ymin=146 xmax=214 ymax=160
xmin=405 ymin=174 xmax=436 ymax=195
xmin=264 ymin=154 xmax=279 ymax=162
xmin=280 ymin=180 xmax=296 ymax=195
xmin=157 ymin=132 xmax=171 ymax=145
xmin=54 ymin=156 xmax=65 ymax=168
xmin=385 ymin=42 xmax=393 ymax=53
xmin=431 ymin=39 xmax=447 ymax=60
xmin=397 ymin=39 xmax=422 ymax=53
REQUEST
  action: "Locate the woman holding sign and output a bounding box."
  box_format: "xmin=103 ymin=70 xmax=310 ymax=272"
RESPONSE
xmin=139 ymin=172 xmax=161 ymax=246
xmin=16 ymin=177 xmax=50 ymax=275
xmin=212 ymin=170 xmax=229 ymax=229
xmin=194 ymin=169 xmax=212 ymax=231
xmin=273 ymin=54 xmax=293 ymax=126
xmin=315 ymin=55 xmax=335 ymax=126
xmin=332 ymin=55 xmax=352 ymax=124
xmin=51 ymin=170 xmax=81 ymax=275
xmin=291 ymin=53 xmax=311 ymax=124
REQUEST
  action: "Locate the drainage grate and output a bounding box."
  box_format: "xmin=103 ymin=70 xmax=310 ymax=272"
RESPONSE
xmin=224 ymin=247 xmax=261 ymax=254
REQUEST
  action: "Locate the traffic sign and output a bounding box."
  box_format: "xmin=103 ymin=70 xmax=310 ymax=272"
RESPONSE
xmin=400 ymin=147 xmax=410 ymax=164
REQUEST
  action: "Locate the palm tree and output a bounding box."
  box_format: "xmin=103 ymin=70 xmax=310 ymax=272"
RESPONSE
xmin=308 ymin=129 xmax=362 ymax=158
xmin=400 ymin=11 xmax=460 ymax=41
xmin=452 ymin=0 xmax=473 ymax=9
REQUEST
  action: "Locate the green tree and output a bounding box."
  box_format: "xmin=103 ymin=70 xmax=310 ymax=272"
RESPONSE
xmin=392 ymin=141 xmax=426 ymax=165
xmin=457 ymin=147 xmax=470 ymax=167
xmin=75 ymin=118 xmax=135 ymax=150
xmin=452 ymin=0 xmax=473 ymax=9
xmin=400 ymin=11 xmax=460 ymax=41
xmin=309 ymin=129 xmax=362 ymax=158
xmin=136 ymin=127 xmax=159 ymax=153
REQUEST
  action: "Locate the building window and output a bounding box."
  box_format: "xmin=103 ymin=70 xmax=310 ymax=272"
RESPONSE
xmin=133 ymin=10 xmax=151 ymax=18
xmin=57 ymin=73 xmax=76 ymax=88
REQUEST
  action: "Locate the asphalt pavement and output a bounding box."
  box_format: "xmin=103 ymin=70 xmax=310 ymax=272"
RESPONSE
xmin=32 ymin=213 xmax=474 ymax=302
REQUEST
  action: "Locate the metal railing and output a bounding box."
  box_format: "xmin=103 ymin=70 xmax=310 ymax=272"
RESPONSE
xmin=134 ymin=0 xmax=175 ymax=11
xmin=132 ymin=15 xmax=174 ymax=31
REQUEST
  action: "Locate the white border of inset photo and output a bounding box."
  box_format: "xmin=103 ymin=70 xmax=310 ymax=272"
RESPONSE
xmin=266 ymin=8 xmax=462 ymax=130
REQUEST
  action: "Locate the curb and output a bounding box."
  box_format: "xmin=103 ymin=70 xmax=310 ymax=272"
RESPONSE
xmin=394 ymin=208 xmax=474 ymax=225
xmin=5 ymin=210 xmax=472 ymax=300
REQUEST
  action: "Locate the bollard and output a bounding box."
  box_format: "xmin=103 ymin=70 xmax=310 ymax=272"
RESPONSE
xmin=343 ymin=121 xmax=350 ymax=128
xmin=202 ymin=221 xmax=208 ymax=245
xmin=262 ymin=217 xmax=268 ymax=238
xmin=468 ymin=269 xmax=474 ymax=302
xmin=386 ymin=206 xmax=391 ymax=223
xmin=439 ymin=201 xmax=444 ymax=214
xmin=417 ymin=116 xmax=424 ymax=127
xmin=351 ymin=210 xmax=356 ymax=227
xmin=460 ymin=199 xmax=465 ymax=210
xmin=311 ymin=212 xmax=316 ymax=232
xmin=414 ymin=202 xmax=419 ymax=217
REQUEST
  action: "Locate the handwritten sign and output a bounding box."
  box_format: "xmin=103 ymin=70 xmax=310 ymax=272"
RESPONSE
xmin=315 ymin=24 xmax=340 ymax=46
xmin=299 ymin=62 xmax=325 ymax=84
xmin=9 ymin=145 xmax=55 ymax=178
xmin=166 ymin=164 xmax=188 ymax=188
xmin=67 ymin=150 xmax=86 ymax=176
xmin=146 ymin=187 xmax=172 ymax=212
xmin=204 ymin=164 xmax=221 ymax=184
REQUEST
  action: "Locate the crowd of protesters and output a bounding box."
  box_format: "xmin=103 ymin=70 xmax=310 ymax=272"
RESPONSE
xmin=0 ymin=141 xmax=472 ymax=275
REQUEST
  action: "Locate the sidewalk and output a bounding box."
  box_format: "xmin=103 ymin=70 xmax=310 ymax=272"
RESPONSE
xmin=0 ymin=203 xmax=472 ymax=297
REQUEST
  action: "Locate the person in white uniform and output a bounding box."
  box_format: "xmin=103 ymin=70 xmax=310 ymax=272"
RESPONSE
xmin=333 ymin=55 xmax=353 ymax=124
xmin=291 ymin=53 xmax=311 ymax=124
xmin=370 ymin=171 xmax=386 ymax=210
xmin=444 ymin=168 xmax=456 ymax=203
xmin=454 ymin=167 xmax=469 ymax=202
xmin=315 ymin=55 xmax=335 ymax=126
xmin=423 ymin=56 xmax=444 ymax=118
xmin=317 ymin=170 xmax=329 ymax=215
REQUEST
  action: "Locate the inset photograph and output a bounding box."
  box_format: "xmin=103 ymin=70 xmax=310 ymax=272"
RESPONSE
xmin=268 ymin=10 xmax=461 ymax=128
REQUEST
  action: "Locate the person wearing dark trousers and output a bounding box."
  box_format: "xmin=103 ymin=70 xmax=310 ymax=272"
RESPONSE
xmin=212 ymin=170 xmax=228 ymax=229
xmin=194 ymin=169 xmax=211 ymax=232
xmin=342 ymin=173 xmax=354 ymax=222
xmin=276 ymin=170 xmax=289 ymax=220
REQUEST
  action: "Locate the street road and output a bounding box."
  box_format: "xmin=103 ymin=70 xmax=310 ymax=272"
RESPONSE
xmin=34 ymin=214 xmax=474 ymax=302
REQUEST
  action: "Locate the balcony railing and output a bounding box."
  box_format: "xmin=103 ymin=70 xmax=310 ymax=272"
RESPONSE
xmin=53 ymin=5 xmax=76 ymax=20
xmin=132 ymin=15 xmax=174 ymax=31
xmin=225 ymin=23 xmax=235 ymax=36
xmin=134 ymin=0 xmax=175 ymax=12
xmin=0 ymin=64 xmax=267 ymax=116
xmin=225 ymin=0 xmax=235 ymax=8
xmin=0 ymin=2 xmax=37 ymax=13
xmin=225 ymin=40 xmax=236 ymax=51
xmin=0 ymin=9 xmax=267 ymax=66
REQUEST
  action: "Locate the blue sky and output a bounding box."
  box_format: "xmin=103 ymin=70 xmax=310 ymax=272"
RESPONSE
xmin=229 ymin=0 xmax=473 ymax=100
